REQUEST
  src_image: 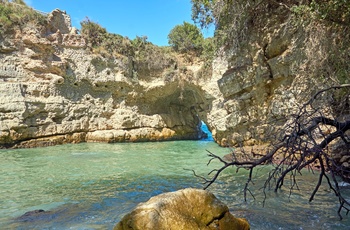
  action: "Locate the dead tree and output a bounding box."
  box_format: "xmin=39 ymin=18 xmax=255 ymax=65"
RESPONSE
xmin=195 ymin=84 xmax=350 ymax=219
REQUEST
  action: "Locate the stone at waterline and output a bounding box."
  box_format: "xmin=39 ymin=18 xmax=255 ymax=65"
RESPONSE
xmin=114 ymin=188 xmax=250 ymax=230
xmin=15 ymin=209 xmax=52 ymax=222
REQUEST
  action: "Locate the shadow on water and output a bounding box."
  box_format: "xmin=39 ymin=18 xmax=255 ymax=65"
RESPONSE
xmin=7 ymin=175 xmax=201 ymax=229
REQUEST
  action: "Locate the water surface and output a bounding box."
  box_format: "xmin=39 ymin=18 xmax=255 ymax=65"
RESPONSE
xmin=0 ymin=141 xmax=349 ymax=229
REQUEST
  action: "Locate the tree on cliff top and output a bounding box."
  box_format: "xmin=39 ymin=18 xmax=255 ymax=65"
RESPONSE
xmin=191 ymin=0 xmax=350 ymax=28
xmin=167 ymin=21 xmax=204 ymax=54
xmin=191 ymin=0 xmax=350 ymax=49
xmin=193 ymin=85 xmax=350 ymax=219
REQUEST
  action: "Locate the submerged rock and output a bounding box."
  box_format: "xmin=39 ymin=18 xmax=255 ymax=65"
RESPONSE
xmin=114 ymin=188 xmax=250 ymax=230
xmin=15 ymin=209 xmax=51 ymax=222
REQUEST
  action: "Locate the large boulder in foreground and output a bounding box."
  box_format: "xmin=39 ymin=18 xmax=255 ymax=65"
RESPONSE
xmin=114 ymin=188 xmax=250 ymax=230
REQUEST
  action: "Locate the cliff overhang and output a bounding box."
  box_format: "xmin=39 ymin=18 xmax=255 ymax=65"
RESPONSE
xmin=0 ymin=9 xmax=216 ymax=148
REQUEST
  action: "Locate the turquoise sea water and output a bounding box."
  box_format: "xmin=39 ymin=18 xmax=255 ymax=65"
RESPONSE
xmin=0 ymin=140 xmax=349 ymax=229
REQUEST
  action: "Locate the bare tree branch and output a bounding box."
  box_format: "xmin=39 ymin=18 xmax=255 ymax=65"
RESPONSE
xmin=194 ymin=84 xmax=350 ymax=219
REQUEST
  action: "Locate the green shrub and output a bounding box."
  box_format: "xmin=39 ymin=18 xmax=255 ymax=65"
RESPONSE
xmin=191 ymin=0 xmax=215 ymax=29
xmin=201 ymin=37 xmax=214 ymax=61
xmin=80 ymin=18 xmax=133 ymax=57
xmin=0 ymin=4 xmax=12 ymax=28
xmin=0 ymin=0 xmax=46 ymax=34
xmin=310 ymin=0 xmax=350 ymax=24
xmin=80 ymin=18 xmax=107 ymax=48
xmin=168 ymin=21 xmax=204 ymax=54
xmin=80 ymin=18 xmax=176 ymax=79
xmin=132 ymin=35 xmax=149 ymax=49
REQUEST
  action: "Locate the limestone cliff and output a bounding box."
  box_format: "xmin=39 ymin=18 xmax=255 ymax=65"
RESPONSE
xmin=206 ymin=2 xmax=350 ymax=146
xmin=0 ymin=9 xmax=211 ymax=148
xmin=1 ymin=3 xmax=349 ymax=148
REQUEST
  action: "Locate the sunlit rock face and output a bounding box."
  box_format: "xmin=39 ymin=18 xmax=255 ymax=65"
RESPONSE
xmin=0 ymin=9 xmax=211 ymax=148
xmin=1 ymin=6 xmax=347 ymax=148
xmin=205 ymin=6 xmax=350 ymax=147
xmin=114 ymin=188 xmax=250 ymax=230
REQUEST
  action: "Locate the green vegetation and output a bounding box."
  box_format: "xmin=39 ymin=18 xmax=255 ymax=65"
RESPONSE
xmin=191 ymin=0 xmax=257 ymax=51
xmin=80 ymin=18 xmax=176 ymax=78
xmin=167 ymin=21 xmax=204 ymax=54
xmin=191 ymin=0 xmax=350 ymax=44
xmin=191 ymin=0 xmax=215 ymax=29
xmin=80 ymin=17 xmax=216 ymax=80
xmin=191 ymin=0 xmax=350 ymax=82
xmin=290 ymin=1 xmax=350 ymax=85
xmin=0 ymin=0 xmax=46 ymax=34
xmin=191 ymin=0 xmax=350 ymax=218
xmin=80 ymin=17 xmax=133 ymax=57
xmin=196 ymin=36 xmax=214 ymax=79
xmin=309 ymin=0 xmax=350 ymax=24
xmin=0 ymin=1 xmax=214 ymax=79
xmin=290 ymin=0 xmax=350 ymax=24
xmin=191 ymin=0 xmax=350 ymax=28
xmin=167 ymin=21 xmax=215 ymax=78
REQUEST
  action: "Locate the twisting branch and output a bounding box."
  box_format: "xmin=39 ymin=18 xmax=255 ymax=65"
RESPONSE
xmin=194 ymin=85 xmax=350 ymax=219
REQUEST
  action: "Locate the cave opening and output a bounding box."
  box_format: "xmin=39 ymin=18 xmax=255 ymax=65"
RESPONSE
xmin=200 ymin=121 xmax=214 ymax=141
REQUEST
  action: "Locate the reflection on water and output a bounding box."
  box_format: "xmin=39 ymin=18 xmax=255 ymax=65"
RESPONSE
xmin=0 ymin=141 xmax=349 ymax=229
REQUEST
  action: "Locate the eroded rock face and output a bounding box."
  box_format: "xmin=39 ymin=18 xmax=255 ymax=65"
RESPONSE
xmin=1 ymin=6 xmax=348 ymax=148
xmin=205 ymin=7 xmax=350 ymax=146
xmin=0 ymin=9 xmax=210 ymax=148
xmin=114 ymin=188 xmax=250 ymax=230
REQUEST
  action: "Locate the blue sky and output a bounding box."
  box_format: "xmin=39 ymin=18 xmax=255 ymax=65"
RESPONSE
xmin=24 ymin=0 xmax=214 ymax=46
